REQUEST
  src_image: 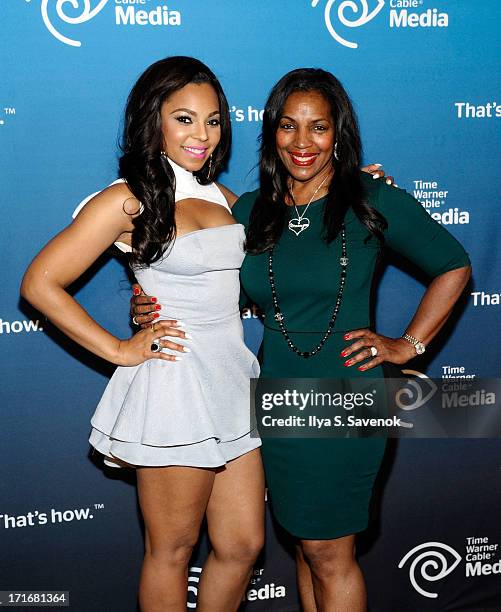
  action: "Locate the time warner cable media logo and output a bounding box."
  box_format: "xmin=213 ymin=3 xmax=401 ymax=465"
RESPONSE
xmin=187 ymin=566 xmax=286 ymax=608
xmin=311 ymin=0 xmax=448 ymax=49
xmin=399 ymin=535 xmax=501 ymax=598
xmin=39 ymin=0 xmax=181 ymax=48
xmin=412 ymin=178 xmax=470 ymax=225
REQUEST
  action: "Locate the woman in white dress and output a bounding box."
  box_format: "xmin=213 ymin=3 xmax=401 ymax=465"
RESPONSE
xmin=21 ymin=56 xmax=264 ymax=612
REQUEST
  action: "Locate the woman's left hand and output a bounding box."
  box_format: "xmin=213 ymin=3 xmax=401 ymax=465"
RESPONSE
xmin=341 ymin=329 xmax=415 ymax=371
xmin=361 ymin=163 xmax=398 ymax=187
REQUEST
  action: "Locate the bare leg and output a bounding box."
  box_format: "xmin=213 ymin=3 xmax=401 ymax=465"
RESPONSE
xmin=136 ymin=465 xmax=215 ymax=612
xmin=295 ymin=543 xmax=317 ymax=612
xmin=197 ymin=449 xmax=265 ymax=612
xmin=300 ymin=535 xmax=366 ymax=612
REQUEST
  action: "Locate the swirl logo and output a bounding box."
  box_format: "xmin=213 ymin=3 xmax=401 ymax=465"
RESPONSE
xmin=311 ymin=0 xmax=385 ymax=49
xmin=399 ymin=542 xmax=462 ymax=598
xmin=41 ymin=0 xmax=110 ymax=47
xmin=187 ymin=566 xmax=202 ymax=609
xmin=395 ymin=369 xmax=437 ymax=428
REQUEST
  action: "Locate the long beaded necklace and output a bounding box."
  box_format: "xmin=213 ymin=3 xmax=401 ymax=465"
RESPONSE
xmin=268 ymin=224 xmax=348 ymax=358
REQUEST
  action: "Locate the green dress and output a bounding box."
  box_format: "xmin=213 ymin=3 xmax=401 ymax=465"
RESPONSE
xmin=232 ymin=173 xmax=470 ymax=540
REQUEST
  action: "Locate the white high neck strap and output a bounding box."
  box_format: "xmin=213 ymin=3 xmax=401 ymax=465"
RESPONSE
xmin=166 ymin=156 xmax=229 ymax=210
xmin=112 ymin=157 xmax=230 ymax=253
xmin=166 ymin=156 xmax=195 ymax=187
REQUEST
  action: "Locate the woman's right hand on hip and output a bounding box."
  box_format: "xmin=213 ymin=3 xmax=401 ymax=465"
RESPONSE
xmin=116 ymin=320 xmax=190 ymax=366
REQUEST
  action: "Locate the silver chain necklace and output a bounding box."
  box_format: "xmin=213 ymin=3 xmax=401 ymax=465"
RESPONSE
xmin=288 ymin=174 xmax=330 ymax=236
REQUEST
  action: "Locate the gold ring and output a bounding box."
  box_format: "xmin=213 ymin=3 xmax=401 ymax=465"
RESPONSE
xmin=151 ymin=323 xmax=157 ymax=333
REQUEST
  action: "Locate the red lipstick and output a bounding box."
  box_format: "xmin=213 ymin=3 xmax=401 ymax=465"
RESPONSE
xmin=288 ymin=151 xmax=319 ymax=167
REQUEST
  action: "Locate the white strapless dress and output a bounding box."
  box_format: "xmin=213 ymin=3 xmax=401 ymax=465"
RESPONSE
xmin=87 ymin=158 xmax=261 ymax=468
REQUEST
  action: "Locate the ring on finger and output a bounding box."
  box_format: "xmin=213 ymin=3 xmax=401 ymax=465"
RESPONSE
xmin=370 ymin=346 xmax=378 ymax=357
xmin=151 ymin=322 xmax=157 ymax=333
xmin=150 ymin=340 xmax=161 ymax=353
xmin=132 ymin=315 xmax=139 ymax=326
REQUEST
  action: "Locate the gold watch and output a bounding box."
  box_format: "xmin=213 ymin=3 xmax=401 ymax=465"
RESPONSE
xmin=401 ymin=333 xmax=426 ymax=355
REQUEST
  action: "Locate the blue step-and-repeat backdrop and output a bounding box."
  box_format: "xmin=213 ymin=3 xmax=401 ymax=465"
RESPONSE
xmin=1 ymin=1 xmax=500 ymax=610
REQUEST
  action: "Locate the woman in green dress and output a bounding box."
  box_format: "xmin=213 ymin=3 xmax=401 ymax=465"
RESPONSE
xmin=133 ymin=68 xmax=471 ymax=611
xmin=236 ymin=68 xmax=470 ymax=611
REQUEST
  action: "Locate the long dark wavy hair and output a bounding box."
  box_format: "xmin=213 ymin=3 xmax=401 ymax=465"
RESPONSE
xmin=119 ymin=56 xmax=231 ymax=266
xmin=245 ymin=68 xmax=386 ymax=253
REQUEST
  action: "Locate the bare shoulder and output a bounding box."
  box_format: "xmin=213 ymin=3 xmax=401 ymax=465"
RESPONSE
xmin=89 ymin=181 xmax=141 ymax=217
xmin=216 ymin=182 xmax=239 ymax=208
xmin=69 ymin=181 xmax=140 ymax=243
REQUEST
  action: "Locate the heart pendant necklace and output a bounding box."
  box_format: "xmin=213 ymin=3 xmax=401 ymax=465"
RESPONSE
xmin=288 ymin=217 xmax=310 ymax=236
xmin=288 ymin=174 xmax=330 ymax=236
